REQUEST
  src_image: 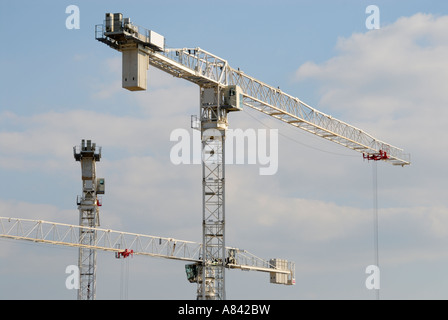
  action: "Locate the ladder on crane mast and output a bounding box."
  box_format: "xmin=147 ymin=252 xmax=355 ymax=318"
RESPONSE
xmin=94 ymin=13 xmax=410 ymax=300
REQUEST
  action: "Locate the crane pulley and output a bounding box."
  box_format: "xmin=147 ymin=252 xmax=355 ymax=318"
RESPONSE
xmin=115 ymin=249 xmax=134 ymax=259
xmin=363 ymin=150 xmax=389 ymax=161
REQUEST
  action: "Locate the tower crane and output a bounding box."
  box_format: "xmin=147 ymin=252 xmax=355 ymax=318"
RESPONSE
xmin=0 ymin=139 xmax=294 ymax=299
xmin=94 ymin=13 xmax=409 ymax=300
xmin=73 ymin=139 xmax=104 ymax=300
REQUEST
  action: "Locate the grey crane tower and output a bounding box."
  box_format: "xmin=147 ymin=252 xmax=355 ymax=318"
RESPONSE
xmin=73 ymin=139 xmax=105 ymax=300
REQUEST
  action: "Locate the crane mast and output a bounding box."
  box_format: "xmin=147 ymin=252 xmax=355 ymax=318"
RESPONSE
xmin=94 ymin=12 xmax=409 ymax=300
xmin=73 ymin=139 xmax=104 ymax=300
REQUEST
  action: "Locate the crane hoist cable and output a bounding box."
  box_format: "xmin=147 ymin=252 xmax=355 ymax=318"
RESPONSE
xmin=115 ymin=247 xmax=133 ymax=299
xmin=120 ymin=256 xmax=130 ymax=300
xmin=372 ymin=161 xmax=380 ymax=300
xmin=242 ymin=107 xmax=358 ymax=158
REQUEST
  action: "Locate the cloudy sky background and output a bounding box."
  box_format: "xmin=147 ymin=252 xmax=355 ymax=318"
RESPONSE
xmin=1 ymin=0 xmax=448 ymax=299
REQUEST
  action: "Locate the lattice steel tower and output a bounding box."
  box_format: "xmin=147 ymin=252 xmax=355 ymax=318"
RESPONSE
xmin=73 ymin=139 xmax=105 ymax=300
xmin=198 ymin=86 xmax=242 ymax=299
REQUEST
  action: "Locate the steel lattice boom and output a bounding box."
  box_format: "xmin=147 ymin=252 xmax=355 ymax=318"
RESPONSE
xmin=155 ymin=48 xmax=410 ymax=166
xmin=95 ymin=23 xmax=409 ymax=166
xmin=0 ymin=217 xmax=295 ymax=280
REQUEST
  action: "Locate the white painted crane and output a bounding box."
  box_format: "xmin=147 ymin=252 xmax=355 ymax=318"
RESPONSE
xmin=73 ymin=139 xmax=103 ymax=300
xmin=0 ymin=138 xmax=294 ymax=300
xmin=0 ymin=217 xmax=295 ymax=284
xmin=94 ymin=13 xmax=409 ymax=300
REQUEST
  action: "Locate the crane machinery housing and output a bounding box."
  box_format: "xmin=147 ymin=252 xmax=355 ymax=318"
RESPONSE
xmin=94 ymin=12 xmax=409 ymax=300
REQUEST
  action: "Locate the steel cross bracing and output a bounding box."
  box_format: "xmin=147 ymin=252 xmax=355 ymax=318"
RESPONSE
xmin=199 ymin=88 xmax=228 ymax=300
xmin=0 ymin=217 xmax=295 ymax=279
xmin=148 ymin=47 xmax=410 ymax=166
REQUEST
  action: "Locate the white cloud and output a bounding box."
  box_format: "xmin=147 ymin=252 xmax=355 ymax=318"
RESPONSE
xmin=294 ymin=13 xmax=448 ymax=204
xmin=0 ymin=200 xmax=76 ymax=225
xmin=295 ymin=14 xmax=448 ymax=154
xmin=223 ymin=14 xmax=448 ymax=280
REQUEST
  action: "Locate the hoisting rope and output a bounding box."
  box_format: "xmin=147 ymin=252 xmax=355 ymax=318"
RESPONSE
xmin=372 ymin=161 xmax=380 ymax=300
xmin=116 ymin=247 xmax=133 ymax=300
xmin=120 ymin=256 xmax=130 ymax=300
xmin=243 ymin=107 xmax=358 ymax=158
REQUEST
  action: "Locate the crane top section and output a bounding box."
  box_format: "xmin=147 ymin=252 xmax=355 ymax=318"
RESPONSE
xmin=95 ymin=13 xmax=410 ymax=166
xmin=73 ymin=139 xmax=101 ymax=162
xmin=97 ymin=13 xmax=165 ymax=52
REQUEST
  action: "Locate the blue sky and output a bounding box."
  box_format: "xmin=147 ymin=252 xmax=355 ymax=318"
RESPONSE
xmin=1 ymin=1 xmax=448 ymax=300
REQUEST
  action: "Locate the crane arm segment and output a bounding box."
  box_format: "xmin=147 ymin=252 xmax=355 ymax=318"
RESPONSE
xmin=0 ymin=216 xmax=202 ymax=262
xmin=157 ymin=48 xmax=410 ymax=166
xmin=227 ymin=68 xmax=410 ymax=166
xmin=0 ymin=217 xmax=294 ymax=281
xmin=95 ymin=20 xmax=410 ymax=165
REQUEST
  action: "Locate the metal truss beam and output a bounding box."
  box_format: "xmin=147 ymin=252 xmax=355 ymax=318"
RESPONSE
xmin=0 ymin=217 xmax=294 ymax=280
xmin=142 ymin=47 xmax=410 ymax=166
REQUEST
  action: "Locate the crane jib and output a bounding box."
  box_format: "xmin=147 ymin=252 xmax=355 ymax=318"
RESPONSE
xmin=155 ymin=49 xmax=410 ymax=166
xmin=95 ymin=19 xmax=409 ymax=166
